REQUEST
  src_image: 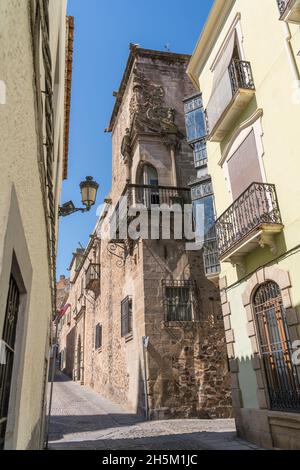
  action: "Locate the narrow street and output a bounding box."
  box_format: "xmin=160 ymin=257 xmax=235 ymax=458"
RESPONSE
xmin=48 ymin=374 xmax=259 ymax=450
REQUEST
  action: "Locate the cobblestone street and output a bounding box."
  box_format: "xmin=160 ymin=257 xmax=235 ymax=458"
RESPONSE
xmin=48 ymin=374 xmax=259 ymax=450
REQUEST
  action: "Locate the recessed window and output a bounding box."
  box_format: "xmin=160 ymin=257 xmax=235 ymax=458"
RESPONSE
xmin=163 ymin=280 xmax=196 ymax=322
xmin=121 ymin=296 xmax=133 ymax=337
xmin=95 ymin=323 xmax=102 ymax=350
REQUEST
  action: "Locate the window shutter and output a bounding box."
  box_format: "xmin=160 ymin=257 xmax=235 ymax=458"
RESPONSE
xmin=206 ymin=33 xmax=237 ymax=132
xmin=227 ymin=129 xmax=263 ymax=200
xmin=211 ymin=32 xmax=236 ymax=92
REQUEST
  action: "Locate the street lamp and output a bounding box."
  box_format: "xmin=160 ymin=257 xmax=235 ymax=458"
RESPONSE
xmin=59 ymin=176 xmax=99 ymax=217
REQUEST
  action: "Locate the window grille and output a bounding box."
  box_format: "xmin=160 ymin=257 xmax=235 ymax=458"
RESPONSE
xmin=254 ymin=281 xmax=300 ymax=412
xmin=162 ymin=280 xmax=197 ymax=322
xmin=0 ymin=276 xmax=20 ymax=449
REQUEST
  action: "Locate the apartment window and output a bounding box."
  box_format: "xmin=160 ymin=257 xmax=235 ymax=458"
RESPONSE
xmin=0 ymin=275 xmax=20 ymax=450
xmin=121 ymin=296 xmax=133 ymax=337
xmin=227 ymin=129 xmax=263 ymax=200
xmin=253 ymin=282 xmax=300 ymax=411
xmin=95 ymin=324 xmax=102 ymax=350
xmin=163 ymin=280 xmax=196 ymax=322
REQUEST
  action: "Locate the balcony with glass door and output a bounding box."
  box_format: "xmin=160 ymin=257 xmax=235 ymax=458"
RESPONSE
xmin=277 ymin=0 xmax=300 ymax=23
xmin=206 ymin=58 xmax=255 ymax=142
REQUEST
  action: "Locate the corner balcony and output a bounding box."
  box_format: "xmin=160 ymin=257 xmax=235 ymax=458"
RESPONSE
xmin=85 ymin=263 xmax=100 ymax=295
xmin=206 ymin=59 xmax=255 ymax=142
xmin=125 ymin=184 xmax=191 ymax=209
xmin=215 ymin=183 xmax=283 ymax=267
xmin=277 ymin=0 xmax=300 ymax=23
xmin=110 ymin=184 xmax=192 ymax=246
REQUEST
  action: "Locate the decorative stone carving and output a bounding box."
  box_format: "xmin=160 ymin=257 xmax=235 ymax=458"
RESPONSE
xmin=128 ymin=67 xmax=181 ymax=140
xmin=121 ymin=128 xmax=132 ymax=163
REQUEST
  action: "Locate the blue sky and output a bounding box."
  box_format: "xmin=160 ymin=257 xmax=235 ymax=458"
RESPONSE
xmin=57 ymin=0 xmax=213 ymax=278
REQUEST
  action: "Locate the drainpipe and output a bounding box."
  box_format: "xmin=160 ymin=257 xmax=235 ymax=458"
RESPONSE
xmin=142 ymin=336 xmax=150 ymax=420
xmin=283 ymin=23 xmax=300 ymax=86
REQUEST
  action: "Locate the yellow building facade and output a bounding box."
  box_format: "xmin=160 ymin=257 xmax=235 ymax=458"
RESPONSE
xmin=188 ymin=0 xmax=300 ymax=449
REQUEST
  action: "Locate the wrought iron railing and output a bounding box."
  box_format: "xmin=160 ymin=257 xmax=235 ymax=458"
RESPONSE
xmin=206 ymin=59 xmax=255 ymax=137
xmin=85 ymin=263 xmax=100 ymax=293
xmin=277 ymin=0 xmax=289 ymax=15
xmin=124 ymin=184 xmax=191 ymax=209
xmin=229 ymin=59 xmax=255 ymax=95
xmin=216 ymin=183 xmax=282 ymax=258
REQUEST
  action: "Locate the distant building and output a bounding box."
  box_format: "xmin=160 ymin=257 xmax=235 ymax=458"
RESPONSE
xmin=59 ymin=46 xmax=232 ymax=420
xmin=187 ymin=0 xmax=300 ymax=450
xmin=0 ymin=1 xmax=73 ymax=449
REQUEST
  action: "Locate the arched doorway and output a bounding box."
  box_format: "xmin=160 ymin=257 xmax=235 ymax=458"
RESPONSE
xmin=253 ymin=281 xmax=300 ymax=411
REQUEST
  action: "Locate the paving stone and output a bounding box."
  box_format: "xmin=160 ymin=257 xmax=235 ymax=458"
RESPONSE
xmin=48 ymin=374 xmax=260 ymax=450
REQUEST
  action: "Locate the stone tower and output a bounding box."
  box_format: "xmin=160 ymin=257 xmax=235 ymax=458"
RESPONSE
xmin=85 ymin=46 xmax=232 ymax=419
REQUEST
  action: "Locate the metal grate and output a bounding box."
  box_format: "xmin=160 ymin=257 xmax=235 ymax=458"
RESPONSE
xmin=0 ymin=276 xmax=20 ymax=449
xmin=162 ymin=280 xmax=196 ymax=322
xmin=254 ymin=281 xmax=300 ymax=412
xmin=121 ymin=297 xmax=133 ymax=337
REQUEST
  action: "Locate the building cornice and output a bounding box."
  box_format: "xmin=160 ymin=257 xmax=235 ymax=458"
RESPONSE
xmin=186 ymin=0 xmax=236 ymax=88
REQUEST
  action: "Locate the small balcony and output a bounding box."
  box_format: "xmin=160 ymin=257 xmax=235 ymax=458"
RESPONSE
xmin=277 ymin=0 xmax=300 ymax=24
xmin=85 ymin=263 xmax=100 ymax=295
xmin=215 ymin=183 xmax=283 ymax=266
xmin=206 ymin=59 xmax=255 ymax=142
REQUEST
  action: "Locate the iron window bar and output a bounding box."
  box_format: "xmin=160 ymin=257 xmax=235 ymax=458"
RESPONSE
xmin=254 ymin=282 xmax=300 ymax=412
xmin=0 ymin=276 xmax=20 ymax=450
xmin=162 ymin=280 xmax=198 ymax=322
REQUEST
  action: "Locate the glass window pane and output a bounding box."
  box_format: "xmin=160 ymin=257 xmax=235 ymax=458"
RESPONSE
xmin=184 ymin=95 xmax=206 ymax=143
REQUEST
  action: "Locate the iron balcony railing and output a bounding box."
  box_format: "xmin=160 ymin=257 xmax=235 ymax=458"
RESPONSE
xmin=229 ymin=59 xmax=255 ymax=95
xmin=216 ymin=183 xmax=282 ymax=258
xmin=277 ymin=0 xmax=289 ymax=15
xmin=124 ymin=184 xmax=191 ymax=209
xmin=85 ymin=263 xmax=100 ymax=294
xmin=206 ymin=58 xmax=255 ymax=137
